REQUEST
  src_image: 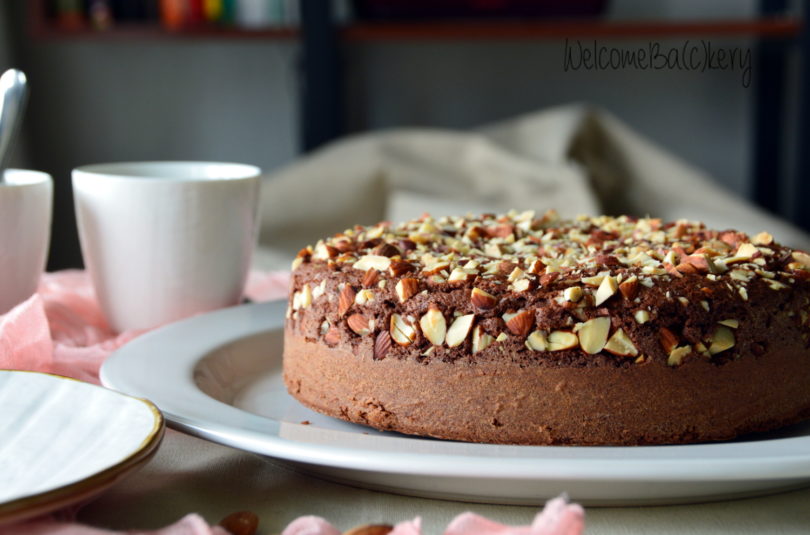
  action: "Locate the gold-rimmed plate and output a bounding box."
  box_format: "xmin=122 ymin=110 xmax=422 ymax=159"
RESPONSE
xmin=0 ymin=371 xmax=164 ymax=526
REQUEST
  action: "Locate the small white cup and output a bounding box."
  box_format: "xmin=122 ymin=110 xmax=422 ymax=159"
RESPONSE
xmin=72 ymin=161 xmax=261 ymax=332
xmin=0 ymin=169 xmax=53 ymax=314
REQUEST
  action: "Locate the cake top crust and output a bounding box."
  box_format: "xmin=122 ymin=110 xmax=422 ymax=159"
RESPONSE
xmin=294 ymin=210 xmax=810 ymax=290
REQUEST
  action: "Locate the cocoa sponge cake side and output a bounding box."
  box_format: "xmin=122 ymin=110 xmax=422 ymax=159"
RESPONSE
xmin=282 ymin=211 xmax=810 ymax=445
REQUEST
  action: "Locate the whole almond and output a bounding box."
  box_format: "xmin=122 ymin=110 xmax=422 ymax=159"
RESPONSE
xmin=344 ymin=524 xmax=394 ymax=535
xmin=218 ymin=511 xmax=259 ymax=535
xmin=681 ymin=254 xmax=711 ymax=273
xmin=395 ymin=278 xmax=419 ymax=303
xmin=675 ymin=262 xmax=698 ymax=274
xmin=362 ymin=268 xmax=380 ymax=288
xmin=505 ymin=309 xmax=533 ymax=337
xmin=339 ymin=285 xmax=357 ymax=317
xmin=373 ymin=330 xmax=392 ymax=360
xmin=347 ymin=313 xmax=373 ymax=336
xmin=471 ymin=287 xmax=497 ymax=310
xmin=373 ymin=243 xmax=401 ymax=258
xmin=664 ymin=263 xmax=684 ymax=278
xmin=658 ymin=327 xmax=678 ymax=354
xmin=486 ymin=224 xmax=515 ymax=238
xmin=389 ymin=259 xmax=416 ymax=277
xmin=323 ymin=325 xmax=341 ymax=346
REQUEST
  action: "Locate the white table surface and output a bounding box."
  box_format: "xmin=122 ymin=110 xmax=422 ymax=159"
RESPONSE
xmin=77 ymin=430 xmax=810 ymax=534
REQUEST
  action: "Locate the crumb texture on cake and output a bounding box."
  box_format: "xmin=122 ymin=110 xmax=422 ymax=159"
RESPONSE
xmin=282 ymin=211 xmax=810 ymax=445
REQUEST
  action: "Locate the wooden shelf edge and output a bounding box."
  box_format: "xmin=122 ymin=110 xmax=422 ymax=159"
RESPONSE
xmin=342 ymin=18 xmax=802 ymax=41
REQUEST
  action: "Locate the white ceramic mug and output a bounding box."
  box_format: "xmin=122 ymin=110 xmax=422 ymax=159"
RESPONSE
xmin=72 ymin=162 xmax=261 ymax=332
xmin=0 ymin=169 xmax=53 ymax=314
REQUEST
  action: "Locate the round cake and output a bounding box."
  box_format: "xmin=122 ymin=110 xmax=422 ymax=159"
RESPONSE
xmin=283 ymin=211 xmax=810 ymax=445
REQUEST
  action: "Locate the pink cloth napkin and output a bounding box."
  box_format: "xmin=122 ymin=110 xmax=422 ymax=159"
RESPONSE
xmin=0 ymin=270 xmax=291 ymax=384
xmin=0 ymin=271 xmax=586 ymax=535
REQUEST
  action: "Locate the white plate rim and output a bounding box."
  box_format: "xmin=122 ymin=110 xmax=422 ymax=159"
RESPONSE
xmin=100 ymin=301 xmax=810 ymax=484
xmin=0 ymin=370 xmax=165 ymax=525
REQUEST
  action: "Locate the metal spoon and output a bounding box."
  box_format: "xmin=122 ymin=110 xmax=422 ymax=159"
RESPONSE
xmin=0 ymin=69 xmax=29 ymax=182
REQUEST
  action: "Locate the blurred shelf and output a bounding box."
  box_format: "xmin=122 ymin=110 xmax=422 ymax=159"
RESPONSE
xmin=29 ymin=23 xmax=298 ymax=40
xmin=30 ymin=17 xmax=800 ymax=42
xmin=343 ymin=17 xmax=802 ymax=41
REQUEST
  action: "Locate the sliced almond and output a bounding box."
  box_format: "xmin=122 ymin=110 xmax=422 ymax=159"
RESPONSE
xmin=511 ymin=278 xmax=533 ymax=293
xmin=354 ymin=289 xmax=375 ymax=305
xmin=472 ymin=325 xmax=495 ymax=353
xmin=752 ymin=231 xmax=773 ymax=245
xmin=708 ymin=326 xmax=735 ymax=355
xmin=548 ymin=330 xmax=578 ymax=351
xmin=593 ymin=275 xmax=618 ymax=306
xmin=634 ymin=310 xmax=650 ymax=324
xmin=395 ymin=278 xmax=419 ymax=303
xmin=292 ymin=284 xmax=313 ymax=310
xmin=734 ymin=242 xmax=759 ymax=260
xmin=581 ymin=272 xmax=608 ymax=287
xmin=576 ymin=316 xmax=611 ymax=354
xmin=618 ymin=276 xmax=639 ymax=300
xmin=525 ymin=330 xmax=549 ymax=351
xmin=390 ymin=314 xmax=417 ymax=346
xmin=604 ymin=328 xmax=639 ymax=357
xmin=446 ymin=314 xmax=475 ymax=347
xmin=447 ymin=268 xmax=475 ymax=283
xmin=667 ymin=345 xmax=691 ymax=366
xmin=347 ymin=313 xmax=373 ymax=336
xmin=507 ymin=267 xmax=525 ymax=282
xmin=422 ymin=261 xmax=451 ymax=276
xmin=792 ymin=251 xmax=810 ymax=269
xmin=338 ymin=285 xmax=356 ymax=316
xmin=419 ymin=307 xmax=447 ymax=346
xmin=563 ymin=286 xmax=583 ymax=302
xmin=471 ymin=287 xmax=497 ymax=310
xmin=353 ymin=255 xmax=391 ymax=272
xmin=717 ymin=319 xmax=739 ymax=329
xmin=527 ymin=259 xmax=545 ymax=274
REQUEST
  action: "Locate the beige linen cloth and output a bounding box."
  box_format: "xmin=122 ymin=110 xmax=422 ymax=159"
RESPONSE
xmin=254 ymin=104 xmax=810 ymax=270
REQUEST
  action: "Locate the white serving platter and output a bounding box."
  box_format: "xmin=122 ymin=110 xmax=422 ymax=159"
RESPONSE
xmin=101 ymin=301 xmax=810 ymax=506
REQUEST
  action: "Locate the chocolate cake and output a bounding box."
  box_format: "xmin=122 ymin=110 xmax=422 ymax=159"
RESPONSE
xmin=283 ymin=211 xmax=810 ymax=445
